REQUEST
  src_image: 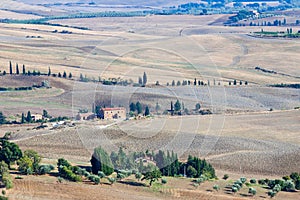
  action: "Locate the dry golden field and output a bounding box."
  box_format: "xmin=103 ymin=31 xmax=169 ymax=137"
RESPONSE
xmin=0 ymin=7 xmax=299 ymax=200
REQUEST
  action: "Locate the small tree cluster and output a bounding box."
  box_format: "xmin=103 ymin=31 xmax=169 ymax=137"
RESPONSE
xmin=57 ymin=158 xmax=82 ymax=182
xmin=0 ymin=161 xmax=13 ymax=189
xmin=129 ymin=101 xmax=150 ymax=116
xmin=17 ymin=150 xmax=41 ymax=175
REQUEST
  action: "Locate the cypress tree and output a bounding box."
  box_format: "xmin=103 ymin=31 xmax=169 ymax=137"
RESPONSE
xmin=16 ymin=64 xmax=19 ymax=75
xmin=63 ymin=71 xmax=67 ymax=78
xmin=91 ymin=146 xmax=114 ymax=175
xmin=174 ymin=100 xmax=181 ymax=112
xmin=26 ymin=111 xmax=32 ymax=123
xmin=136 ymin=102 xmax=142 ymax=114
xmin=68 ymin=72 xmax=72 ymax=79
xmin=138 ymin=77 xmax=142 ymax=85
xmin=58 ymin=72 xmax=61 ymax=77
xmin=21 ymin=113 xmax=25 ymax=124
xmin=22 ymin=64 xmax=26 ymax=75
xmin=48 ymin=67 xmax=51 ymax=76
xmin=129 ymin=102 xmax=136 ymax=112
xmin=143 ymin=72 xmax=147 ymax=86
xmin=144 ymin=106 xmax=150 ymax=116
xmin=9 ymin=61 xmax=12 ymax=75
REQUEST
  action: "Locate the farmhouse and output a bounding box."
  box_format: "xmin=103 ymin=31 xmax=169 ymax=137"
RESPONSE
xmin=75 ymin=112 xmax=96 ymax=120
xmin=31 ymin=113 xmax=43 ymax=121
xmin=98 ymin=107 xmax=126 ymax=120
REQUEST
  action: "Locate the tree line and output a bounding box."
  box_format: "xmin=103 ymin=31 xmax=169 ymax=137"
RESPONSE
xmin=91 ymin=146 xmax=216 ymax=183
xmin=0 ymin=110 xmax=69 ymax=125
xmin=1 ymin=61 xmax=73 ymax=79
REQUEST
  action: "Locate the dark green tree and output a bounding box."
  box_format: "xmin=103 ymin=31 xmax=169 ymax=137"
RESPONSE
xmin=0 ymin=112 xmax=6 ymax=124
xmin=80 ymin=73 xmax=84 ymax=81
xmin=48 ymin=67 xmax=51 ymax=76
xmin=42 ymin=110 xmax=49 ymax=118
xmin=172 ymin=80 xmax=175 ymax=86
xmin=22 ymin=64 xmax=26 ymax=75
xmin=91 ymin=146 xmax=114 ymax=175
xmin=155 ymin=102 xmax=160 ymax=114
xmin=16 ymin=64 xmax=19 ymax=75
xmin=69 ymin=72 xmax=72 ymax=79
xmin=63 ymin=71 xmax=67 ymax=78
xmin=58 ymin=72 xmax=62 ymax=78
xmin=24 ymin=150 xmax=41 ymax=173
xmin=187 ymin=165 xmax=197 ymax=178
xmin=138 ymin=77 xmax=143 ymax=85
xmin=144 ymin=106 xmax=150 ymax=116
xmin=143 ymin=72 xmax=147 ymax=86
xmin=129 ymin=102 xmax=136 ymax=112
xmin=9 ymin=61 xmax=12 ymax=75
xmin=174 ymin=100 xmax=181 ymax=112
xmin=136 ymin=102 xmax=142 ymax=114
xmin=141 ymin=169 xmax=162 ymax=186
xmin=0 ymin=140 xmax=22 ymax=168
xmin=2 ymin=71 xmax=6 ymax=76
xmin=21 ymin=113 xmax=25 ymax=124
xmin=26 ymin=111 xmax=32 ymax=123
xmin=195 ymin=103 xmax=201 ymax=110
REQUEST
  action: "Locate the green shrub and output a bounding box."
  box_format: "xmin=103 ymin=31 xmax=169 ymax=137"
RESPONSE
xmin=0 ymin=196 xmax=8 ymax=200
xmin=240 ymin=177 xmax=247 ymax=184
xmin=2 ymin=173 xmax=13 ymax=189
xmin=223 ymin=174 xmax=229 ymax=180
xmin=88 ymin=175 xmax=100 ymax=184
xmin=38 ymin=164 xmax=54 ymax=175
xmin=232 ymin=186 xmax=238 ymax=193
xmin=57 ymin=177 xmax=63 ymax=183
xmin=15 ymin=176 xmax=23 ymax=179
xmin=295 ymin=178 xmax=300 ymax=190
xmin=268 ymin=190 xmax=277 ymax=198
xmin=213 ymin=184 xmax=220 ymax=191
xmin=83 ymin=171 xmax=90 ymax=177
xmin=107 ymin=177 xmax=116 ymax=185
xmin=233 ymin=184 xmax=241 ymax=191
xmin=117 ymin=173 xmax=126 ymax=180
xmin=1 ymin=190 xmax=5 ymax=195
xmin=234 ymin=180 xmax=243 ymax=187
xmin=250 ymin=178 xmax=256 ymax=184
xmin=98 ymin=171 xmax=105 ymax=178
xmin=135 ymin=172 xmax=142 ymax=181
xmin=161 ymin=178 xmax=167 ymax=184
xmin=284 ymin=180 xmax=295 ymax=192
xmin=248 ymin=187 xmax=256 ymax=196
xmin=258 ymin=179 xmax=265 ymax=185
xmin=273 ymin=184 xmax=281 ymax=192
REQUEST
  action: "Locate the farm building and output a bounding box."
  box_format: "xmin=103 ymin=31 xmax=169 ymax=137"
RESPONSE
xmin=75 ymin=112 xmax=96 ymax=120
xmin=31 ymin=113 xmax=43 ymax=121
xmin=98 ymin=107 xmax=126 ymax=120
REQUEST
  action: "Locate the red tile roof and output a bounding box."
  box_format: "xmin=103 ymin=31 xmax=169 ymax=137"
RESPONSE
xmin=101 ymin=107 xmax=126 ymax=111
